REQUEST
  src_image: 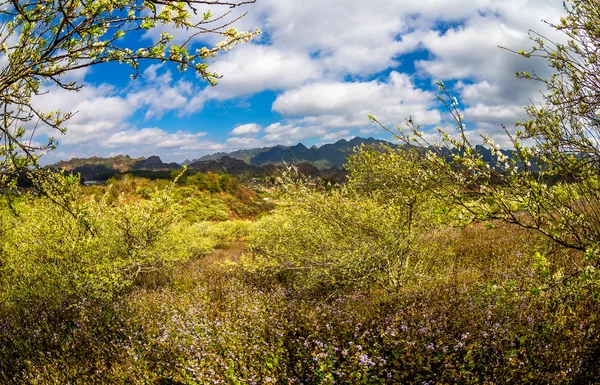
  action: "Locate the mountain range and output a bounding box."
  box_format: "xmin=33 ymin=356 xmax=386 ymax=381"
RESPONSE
xmin=50 ymin=137 xmax=526 ymax=183
xmin=188 ymin=137 xmax=392 ymax=168
xmin=51 ymin=137 xmax=388 ymax=182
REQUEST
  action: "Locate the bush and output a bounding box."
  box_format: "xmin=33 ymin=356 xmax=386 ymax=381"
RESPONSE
xmin=240 ymin=147 xmax=444 ymax=295
xmin=182 ymin=192 xmax=231 ymax=222
xmin=0 ymin=173 xmax=187 ymax=307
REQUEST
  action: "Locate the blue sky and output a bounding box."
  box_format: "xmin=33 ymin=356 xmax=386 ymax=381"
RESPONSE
xmin=34 ymin=0 xmax=566 ymax=164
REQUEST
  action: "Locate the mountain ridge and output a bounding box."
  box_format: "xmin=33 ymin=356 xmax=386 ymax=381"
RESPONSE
xmin=198 ymin=137 xmax=394 ymax=168
xmin=48 ymin=137 xmax=390 ymax=182
xmin=49 ymin=137 xmax=525 ymax=183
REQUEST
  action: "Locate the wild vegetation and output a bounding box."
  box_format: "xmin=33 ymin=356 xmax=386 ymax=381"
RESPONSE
xmin=1 ymin=150 xmax=598 ymax=384
xmin=1 ymin=0 xmax=600 ymax=383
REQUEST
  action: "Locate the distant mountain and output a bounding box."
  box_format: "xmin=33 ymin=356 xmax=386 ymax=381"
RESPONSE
xmin=53 ymin=154 xmax=144 ymax=172
xmin=198 ymin=137 xmax=393 ymax=169
xmin=50 ymin=153 xmax=348 ymax=183
xmin=195 ymin=146 xmax=275 ymax=164
xmin=48 ymin=137 xmax=527 ymax=184
xmin=131 ymin=156 xmax=180 ymax=171
xmin=51 ymin=155 xmax=181 ymax=181
xmin=187 ymin=156 xmax=266 ymax=176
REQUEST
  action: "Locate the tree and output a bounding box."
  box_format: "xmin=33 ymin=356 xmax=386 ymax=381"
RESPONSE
xmin=373 ymin=0 xmax=600 ymax=267
xmin=0 ymin=0 xmax=258 ymax=191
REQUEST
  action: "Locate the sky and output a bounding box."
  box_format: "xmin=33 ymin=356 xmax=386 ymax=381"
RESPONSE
xmin=34 ymin=0 xmax=567 ymax=164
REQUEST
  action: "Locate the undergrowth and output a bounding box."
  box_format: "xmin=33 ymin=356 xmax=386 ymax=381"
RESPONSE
xmin=0 ymin=164 xmax=598 ymax=384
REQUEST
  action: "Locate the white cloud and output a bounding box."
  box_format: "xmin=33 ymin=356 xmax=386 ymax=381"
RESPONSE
xmin=412 ymin=0 xmax=565 ymax=135
xmin=186 ymin=44 xmax=321 ymax=110
xmin=32 ymin=84 xmax=138 ymax=145
xmin=106 ymin=128 xmax=208 ymax=149
xmin=464 ymin=104 xmax=527 ymax=126
xmin=32 ymin=65 xmax=203 ymax=147
xmin=128 ymin=64 xmax=196 ymax=119
xmin=225 ymin=136 xmax=263 ymax=149
xmin=258 ymin=122 xmax=325 ymax=145
xmin=273 ymin=71 xmax=440 ymax=129
xmin=231 ymin=123 xmax=262 ymax=135
xmin=322 ymin=130 xmax=352 ymax=142
xmin=256 ymin=0 xmax=495 ymax=76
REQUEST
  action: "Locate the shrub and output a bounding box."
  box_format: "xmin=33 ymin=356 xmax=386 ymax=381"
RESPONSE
xmin=0 ymin=173 xmax=187 ymax=308
xmin=240 ymin=147 xmax=444 ymax=295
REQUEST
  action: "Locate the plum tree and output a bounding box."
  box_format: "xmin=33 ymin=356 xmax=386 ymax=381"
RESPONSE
xmin=0 ymin=0 xmax=258 ymax=190
xmin=373 ymin=0 xmax=600 ymax=268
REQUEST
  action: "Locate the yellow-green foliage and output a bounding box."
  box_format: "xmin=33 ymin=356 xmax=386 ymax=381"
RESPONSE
xmin=0 ymin=171 xmax=258 ymax=310
xmin=0 ymin=174 xmax=187 ymax=307
xmin=1 ymin=168 xmax=600 ymax=384
xmin=346 ymin=144 xmax=437 ymax=208
xmin=246 ymin=190 xmax=425 ymax=293
xmin=182 ymin=220 xmax=253 ymax=256
xmin=241 ymin=147 xmax=443 ymax=294
xmin=182 ymin=192 xmax=231 ymax=222
xmin=95 ymin=174 xmax=272 ymax=221
xmin=104 ymin=174 xmax=155 ymax=203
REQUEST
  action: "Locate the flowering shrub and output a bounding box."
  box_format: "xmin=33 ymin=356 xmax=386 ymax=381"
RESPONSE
xmin=0 ymin=169 xmax=598 ymax=384
xmin=240 ymin=148 xmax=447 ymax=295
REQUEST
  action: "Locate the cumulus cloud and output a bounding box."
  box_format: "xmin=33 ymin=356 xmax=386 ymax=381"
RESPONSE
xmin=262 ymin=122 xmax=326 ymax=145
xmin=32 ymin=84 xmax=138 ymax=146
xmin=100 ymin=127 xmax=224 ymax=162
xmin=256 ymin=0 xmax=493 ymax=76
xmin=272 ymin=71 xmax=440 ymax=130
xmin=187 ymin=44 xmax=321 ymax=110
xmin=105 ymin=128 xmax=207 ymax=149
xmin=231 ymin=123 xmax=262 ymax=135
xmin=225 ymin=136 xmax=263 ymax=149
xmin=411 ymin=1 xmax=565 ymax=134
xmin=322 ymin=130 xmax=352 ymax=143
xmin=34 ymin=0 xmax=572 ymax=163
xmin=32 ymin=65 xmax=201 ymax=146
xmin=127 ymin=64 xmax=197 ymax=119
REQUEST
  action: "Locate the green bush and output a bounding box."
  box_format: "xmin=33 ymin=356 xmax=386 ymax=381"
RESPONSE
xmin=0 ymin=173 xmax=187 ymax=307
xmin=240 ymin=147 xmax=444 ymax=294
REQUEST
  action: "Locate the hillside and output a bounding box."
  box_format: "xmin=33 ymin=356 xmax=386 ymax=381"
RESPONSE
xmin=49 ymin=137 xmax=393 ymax=182
xmin=51 ymin=155 xmax=181 ymax=181
xmin=53 ymin=154 xmax=144 ymax=172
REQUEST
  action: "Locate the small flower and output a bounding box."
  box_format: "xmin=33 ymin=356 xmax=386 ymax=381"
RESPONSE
xmin=359 ymin=354 xmax=375 ymax=366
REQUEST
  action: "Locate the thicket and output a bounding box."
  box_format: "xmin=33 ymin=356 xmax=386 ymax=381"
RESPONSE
xmin=241 ymin=145 xmax=447 ymax=295
xmin=1 ymin=148 xmax=598 ymax=383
